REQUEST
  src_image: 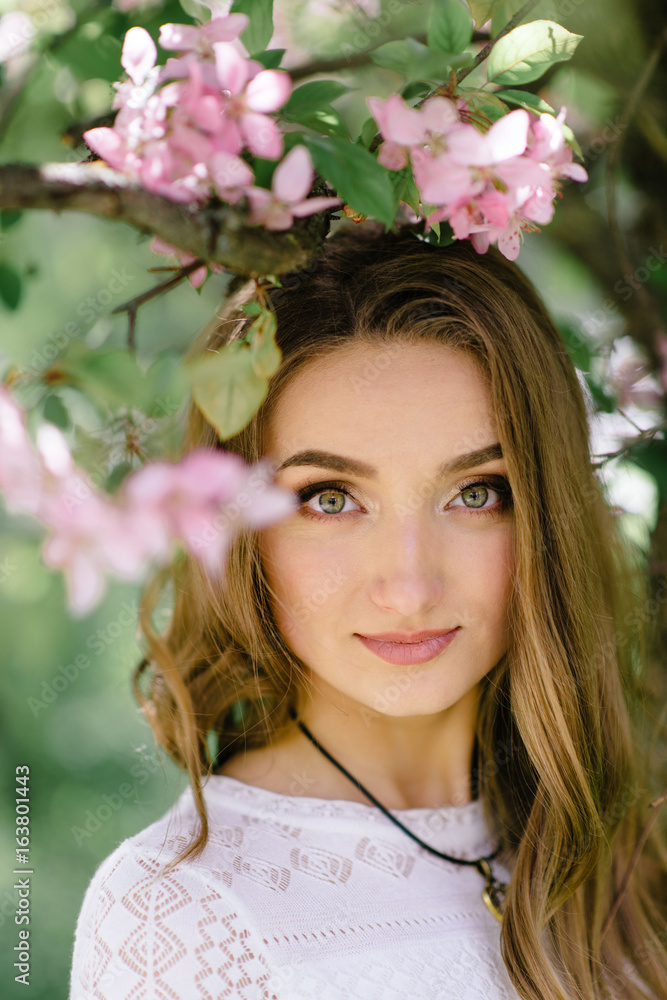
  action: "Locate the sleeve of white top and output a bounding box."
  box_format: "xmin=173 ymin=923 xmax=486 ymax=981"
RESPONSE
xmin=68 ymin=838 xmax=284 ymax=1000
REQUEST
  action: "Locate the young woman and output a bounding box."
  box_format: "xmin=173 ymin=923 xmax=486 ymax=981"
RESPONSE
xmin=69 ymin=223 xmax=667 ymax=1000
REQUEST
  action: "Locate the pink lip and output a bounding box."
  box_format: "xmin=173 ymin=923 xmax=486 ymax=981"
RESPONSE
xmin=355 ymin=628 xmax=460 ymax=665
xmin=359 ymin=629 xmax=456 ymax=642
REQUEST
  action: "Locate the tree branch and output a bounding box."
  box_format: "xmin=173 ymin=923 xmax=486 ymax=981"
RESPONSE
xmin=590 ymin=417 xmax=667 ymax=469
xmin=287 ymin=31 xmax=489 ymax=81
xmin=0 ymin=162 xmax=334 ymax=277
xmin=112 ymin=261 xmax=205 ymax=351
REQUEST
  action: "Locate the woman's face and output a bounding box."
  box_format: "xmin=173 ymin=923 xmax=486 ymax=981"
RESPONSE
xmin=260 ymin=341 xmax=515 ymax=722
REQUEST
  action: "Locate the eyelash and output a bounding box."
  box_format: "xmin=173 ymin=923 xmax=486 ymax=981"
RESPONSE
xmin=295 ymin=477 xmax=513 ymax=521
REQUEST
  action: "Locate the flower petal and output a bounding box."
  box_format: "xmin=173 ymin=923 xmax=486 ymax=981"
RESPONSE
xmin=273 ymin=145 xmax=312 ymax=202
xmin=214 ymin=41 xmax=251 ymax=94
xmin=121 ymin=26 xmax=157 ymax=86
xmin=291 ymin=196 xmax=343 ymax=217
xmin=245 ymin=69 xmax=292 ymax=113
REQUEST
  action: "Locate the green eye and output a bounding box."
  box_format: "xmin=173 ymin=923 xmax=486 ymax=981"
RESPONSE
xmin=461 ymin=484 xmax=489 ymax=509
xmin=318 ymin=490 xmax=346 ymax=514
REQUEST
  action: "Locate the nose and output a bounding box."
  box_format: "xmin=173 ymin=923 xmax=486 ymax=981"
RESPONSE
xmin=369 ymin=512 xmax=444 ymax=618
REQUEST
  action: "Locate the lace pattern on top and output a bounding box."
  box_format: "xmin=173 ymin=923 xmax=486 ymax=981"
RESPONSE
xmin=70 ymin=777 xmax=521 ymax=1000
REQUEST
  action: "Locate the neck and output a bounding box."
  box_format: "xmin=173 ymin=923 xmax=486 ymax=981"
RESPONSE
xmin=289 ymin=683 xmax=481 ymax=811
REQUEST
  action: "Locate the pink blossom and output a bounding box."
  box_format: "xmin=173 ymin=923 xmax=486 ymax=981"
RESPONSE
xmin=527 ymin=107 xmax=588 ymax=183
xmin=244 ymin=145 xmax=342 ymax=230
xmin=0 ymin=387 xmax=299 ymax=615
xmin=214 ymin=42 xmax=292 ymax=158
xmin=159 ymin=14 xmax=248 ymax=57
xmin=41 ymin=484 xmax=165 ymax=614
xmin=121 ymin=449 xmax=298 ymax=577
xmin=367 ymin=95 xmax=429 ymax=169
xmin=0 ymin=11 xmax=35 ymax=64
xmin=367 ymin=94 xmax=460 ymax=170
xmin=121 ymin=26 xmax=157 ymax=86
xmin=447 ymin=109 xmax=529 ymax=167
xmin=0 ymin=385 xmax=43 ymax=515
xmin=85 ymin=18 xmax=292 ymax=206
xmin=411 ymin=146 xmax=479 ymax=210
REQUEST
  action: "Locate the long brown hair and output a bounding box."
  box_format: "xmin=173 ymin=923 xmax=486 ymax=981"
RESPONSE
xmin=134 ymin=222 xmax=667 ymax=1000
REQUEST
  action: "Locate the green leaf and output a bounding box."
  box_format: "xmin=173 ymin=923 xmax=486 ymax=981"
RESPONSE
xmin=55 ymin=344 xmax=147 ymax=411
xmin=250 ymin=156 xmax=279 ymax=189
xmin=469 ymin=0 xmax=506 ymax=29
xmin=558 ymin=322 xmax=592 ymax=373
xmin=230 ymin=0 xmax=274 ymax=55
xmin=389 ymin=167 xmax=421 ymax=219
xmin=184 ymin=342 xmax=270 ymax=441
xmin=0 ymin=264 xmax=22 ymax=310
xmin=495 ymin=88 xmax=556 ymax=115
xmin=585 ymin=376 xmax=616 ymax=414
xmin=0 ymin=209 xmax=23 ymax=231
xmin=242 ymin=301 xmax=263 ymax=315
xmin=620 ymin=440 xmax=667 ymax=504
xmin=491 ymin=0 xmax=528 ymax=37
xmin=282 ymin=106 xmax=349 ymax=139
xmin=42 ymin=393 xmax=71 ymax=430
xmin=486 ymin=20 xmax=584 ymax=86
xmin=282 ymin=80 xmax=352 ymax=115
xmin=369 ymin=37 xmax=469 ymax=82
xmin=140 ymin=352 xmax=189 ymax=415
xmin=247 ymin=309 xmax=281 ymax=378
xmin=358 ymin=115 xmax=380 ymax=147
xmin=303 ymin=135 xmax=396 ymax=227
xmin=55 ymin=30 xmax=123 ymax=82
xmin=104 ymin=461 xmax=134 ymax=495
xmin=400 ymin=80 xmax=434 ymax=101
xmin=251 ymin=48 xmax=285 ymax=69
xmin=478 ymin=103 xmax=509 ymax=121
xmin=419 ymin=220 xmax=456 ymax=247
xmin=428 ymin=0 xmax=473 ymax=55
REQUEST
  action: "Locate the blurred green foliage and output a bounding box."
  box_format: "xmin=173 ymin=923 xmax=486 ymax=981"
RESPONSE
xmin=1 ymin=0 xmax=665 ymax=996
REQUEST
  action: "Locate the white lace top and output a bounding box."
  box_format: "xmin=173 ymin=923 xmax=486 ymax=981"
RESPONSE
xmin=69 ymin=774 xmax=521 ymax=1000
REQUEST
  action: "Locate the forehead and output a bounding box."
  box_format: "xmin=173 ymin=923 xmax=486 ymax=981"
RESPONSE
xmin=266 ymin=341 xmax=498 ymax=463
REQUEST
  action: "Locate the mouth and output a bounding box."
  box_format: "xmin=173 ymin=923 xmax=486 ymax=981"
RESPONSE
xmin=355 ymin=628 xmax=460 ymax=665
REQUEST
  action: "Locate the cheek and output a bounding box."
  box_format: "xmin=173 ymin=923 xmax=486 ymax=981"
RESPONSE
xmin=451 ymin=524 xmax=515 ymax=618
xmin=259 ymin=527 xmax=358 ymax=636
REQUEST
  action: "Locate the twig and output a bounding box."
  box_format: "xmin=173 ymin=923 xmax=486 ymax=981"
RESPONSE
xmin=289 ymin=34 xmax=427 ymax=80
xmin=287 ymin=31 xmax=489 ymax=81
xmin=456 ymin=0 xmax=543 ymax=85
xmin=600 ymin=789 xmax=667 ymax=941
xmin=617 ymin=408 xmax=645 ymax=435
xmin=112 ymin=261 xmax=205 ymax=350
xmin=590 ymin=417 xmax=667 ymax=469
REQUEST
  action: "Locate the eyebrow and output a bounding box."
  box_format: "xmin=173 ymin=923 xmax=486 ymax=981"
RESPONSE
xmin=275 ymin=443 xmax=504 ymax=479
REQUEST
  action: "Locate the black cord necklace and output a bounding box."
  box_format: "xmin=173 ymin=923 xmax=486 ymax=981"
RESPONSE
xmin=286 ymin=704 xmax=507 ymax=922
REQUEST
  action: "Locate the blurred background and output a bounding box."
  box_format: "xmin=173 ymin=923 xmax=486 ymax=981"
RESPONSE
xmin=1 ymin=0 xmax=666 ymax=996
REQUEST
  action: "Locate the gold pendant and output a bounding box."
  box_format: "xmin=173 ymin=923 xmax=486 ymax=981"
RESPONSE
xmin=476 ymin=858 xmax=507 ymax=923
